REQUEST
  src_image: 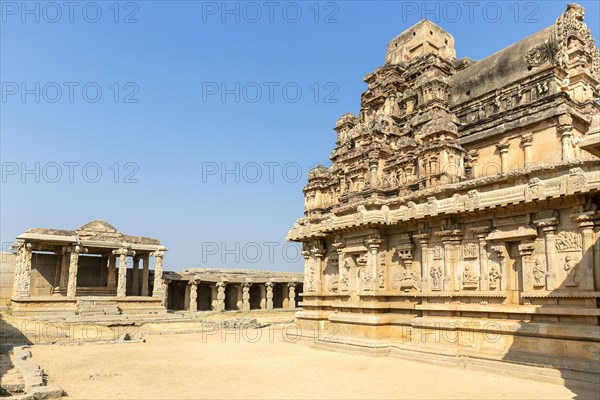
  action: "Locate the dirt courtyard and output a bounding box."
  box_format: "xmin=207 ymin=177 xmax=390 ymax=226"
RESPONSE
xmin=30 ymin=326 xmax=591 ymax=400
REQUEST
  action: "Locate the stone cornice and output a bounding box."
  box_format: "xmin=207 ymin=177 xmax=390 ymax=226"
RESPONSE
xmin=288 ymin=162 xmax=598 ymax=241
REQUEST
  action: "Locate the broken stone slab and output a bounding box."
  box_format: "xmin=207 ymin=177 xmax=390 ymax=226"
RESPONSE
xmin=9 ymin=345 xmax=63 ymax=399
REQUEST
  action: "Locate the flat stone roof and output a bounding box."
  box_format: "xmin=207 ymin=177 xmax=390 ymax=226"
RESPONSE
xmin=165 ymin=268 xmax=303 ymax=284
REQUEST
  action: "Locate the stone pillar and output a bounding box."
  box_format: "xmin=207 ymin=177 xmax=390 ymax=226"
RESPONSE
xmin=189 ymin=281 xmax=198 ymax=312
xmin=534 ymin=217 xmax=559 ymax=290
xmin=266 ymin=281 xmax=274 ymax=310
xmin=107 ymin=255 xmax=117 ymax=288
xmin=572 ymin=212 xmax=596 ymax=291
xmin=497 ymin=142 xmax=509 ymax=174
xmin=558 ymin=114 xmax=573 ymax=161
xmin=11 ymin=245 xmax=23 ymax=298
xmin=259 ymin=283 xmax=266 ymax=309
xmin=288 ymin=282 xmax=297 ymax=308
xmin=100 ymin=255 xmax=108 ymax=287
xmin=132 ymin=256 xmax=140 ymax=296
xmin=18 ymin=243 xmax=33 ymax=298
xmin=236 ymin=285 xmax=243 ymax=310
xmin=141 ymin=254 xmax=150 ymax=296
xmin=162 ymin=279 xmax=169 ymax=308
xmin=521 ymin=134 xmax=533 ymax=168
xmin=57 ymin=247 xmax=69 ymax=292
xmin=242 ymin=282 xmax=251 ymax=312
xmin=115 ymin=248 xmax=132 ymax=298
xmin=66 ymin=245 xmax=81 ymax=298
xmin=414 ymin=233 xmax=430 ymax=291
xmin=211 ymin=284 xmax=218 ymax=310
xmin=53 ymin=251 xmax=62 ymax=288
xmin=216 ymin=281 xmax=226 ymax=312
xmin=152 ymin=249 xmax=165 ymax=298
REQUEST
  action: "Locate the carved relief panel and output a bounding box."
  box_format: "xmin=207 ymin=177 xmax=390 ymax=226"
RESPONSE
xmin=555 ymin=231 xmax=583 ymax=288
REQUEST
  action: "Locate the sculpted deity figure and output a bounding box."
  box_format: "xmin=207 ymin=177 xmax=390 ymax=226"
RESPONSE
xmin=377 ymin=269 xmax=385 ymax=288
xmin=463 ymin=264 xmax=478 ymax=284
xmin=364 ymin=271 xmax=373 ymax=291
xmin=430 ymin=263 xmax=443 ymax=288
xmin=533 ymin=258 xmax=545 ymax=285
xmin=489 ymin=265 xmax=500 ymax=286
xmin=564 ymin=255 xmax=579 ymax=286
xmin=390 ymin=171 xmax=398 ymax=187
xmin=242 ymin=284 xmax=250 ymax=302
xmin=340 ymin=274 xmax=349 ymax=291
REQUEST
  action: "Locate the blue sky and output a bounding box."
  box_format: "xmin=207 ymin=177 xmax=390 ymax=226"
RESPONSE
xmin=1 ymin=0 xmax=599 ymax=272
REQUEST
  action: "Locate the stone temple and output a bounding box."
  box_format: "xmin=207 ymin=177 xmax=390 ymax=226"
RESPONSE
xmin=8 ymin=220 xmax=167 ymax=316
xmin=4 ymin=221 xmax=302 ymax=316
xmin=287 ymin=4 xmax=600 ymax=375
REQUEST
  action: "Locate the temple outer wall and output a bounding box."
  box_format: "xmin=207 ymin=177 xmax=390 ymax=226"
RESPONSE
xmin=0 ymin=252 xmax=16 ymax=309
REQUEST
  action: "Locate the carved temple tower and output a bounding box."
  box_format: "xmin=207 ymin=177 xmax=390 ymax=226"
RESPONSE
xmin=288 ymin=4 xmax=600 ymax=379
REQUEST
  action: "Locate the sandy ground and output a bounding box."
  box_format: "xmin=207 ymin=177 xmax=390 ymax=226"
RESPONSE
xmin=29 ymin=327 xmax=594 ymax=400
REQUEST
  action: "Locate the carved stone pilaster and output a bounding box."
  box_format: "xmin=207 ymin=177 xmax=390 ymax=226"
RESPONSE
xmin=20 ymin=243 xmax=33 ymax=298
xmin=332 ymin=242 xmax=349 ymax=293
xmin=414 ymin=233 xmax=430 ymax=291
xmin=520 ymin=133 xmax=533 ymax=167
xmin=518 ymin=241 xmax=535 ymax=294
xmin=496 ymin=142 xmax=509 ymax=174
xmin=11 ymin=244 xmax=23 ymax=298
xmin=534 ymin=216 xmax=559 ymax=290
xmin=571 ymin=211 xmax=597 ymax=291
xmin=309 ymin=245 xmax=325 ymax=293
xmin=364 ymin=238 xmax=382 ymax=292
xmin=301 ymin=249 xmax=314 ymax=292
xmin=558 ymin=114 xmax=574 ymax=161
xmin=472 ymin=226 xmax=490 ymax=290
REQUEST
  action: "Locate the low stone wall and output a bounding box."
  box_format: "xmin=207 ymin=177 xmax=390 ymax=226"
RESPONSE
xmin=0 ymin=252 xmax=16 ymax=308
xmin=10 ymin=298 xmax=78 ymax=317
